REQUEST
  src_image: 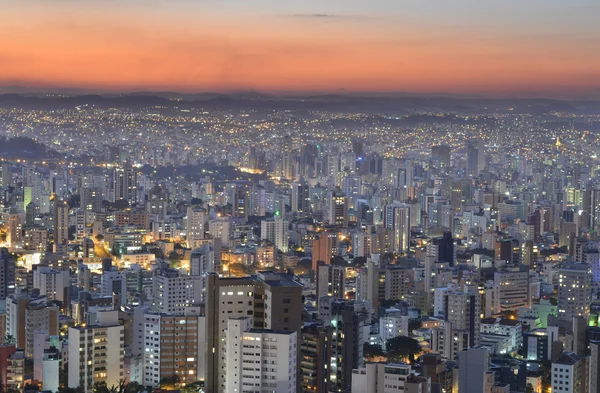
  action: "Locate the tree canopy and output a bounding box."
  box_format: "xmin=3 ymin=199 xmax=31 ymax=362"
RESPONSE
xmin=385 ymin=335 xmax=422 ymax=363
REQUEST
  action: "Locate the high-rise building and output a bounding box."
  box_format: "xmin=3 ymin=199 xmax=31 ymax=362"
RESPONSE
xmin=261 ymin=217 xmax=289 ymax=252
xmin=445 ymin=291 xmax=481 ymax=347
xmin=558 ymin=264 xmax=592 ymax=321
xmin=209 ymin=217 xmax=231 ymax=246
xmin=0 ymin=161 xmax=10 ymax=187
xmin=316 ymin=263 xmax=346 ymax=306
xmin=140 ymin=311 xmax=204 ymax=387
xmin=312 ymin=234 xmax=334 ymax=270
xmin=385 ymin=204 xmax=410 ymax=254
xmin=351 ymin=363 xmax=413 ymax=393
xmin=428 ymin=232 xmax=455 ymax=266
xmin=291 ymin=182 xmax=311 ymax=216
xmin=300 ymin=323 xmax=332 ymax=393
xmin=6 ymin=209 xmax=23 ymax=248
xmin=590 ymin=341 xmax=600 ymax=393
xmin=232 ymin=186 xmax=250 ymax=221
xmin=80 ymin=187 xmax=103 ymax=212
xmin=190 ymin=244 xmax=214 ymax=302
xmin=225 ymin=317 xmax=297 ymax=393
xmin=186 ymin=206 xmax=206 ymax=248
xmin=68 ymin=311 xmax=124 ymax=393
xmin=551 ymin=352 xmax=589 ymax=393
xmin=329 ymin=192 xmax=349 ymax=227
xmin=458 ymin=346 xmax=490 ymax=393
xmin=493 ymin=266 xmax=530 ymax=312
xmin=152 ymin=268 xmax=204 ymax=314
xmin=100 ymin=267 xmax=127 ymax=306
xmin=467 ymin=139 xmax=485 ymax=176
xmin=320 ymin=298 xmax=369 ymax=392
xmin=204 ymin=272 xmax=303 ymax=393
xmin=0 ymin=249 xmax=15 ymax=302
xmin=53 ymin=201 xmax=69 ymax=247
xmin=24 ymin=303 xmax=59 ymax=358
xmin=113 ymin=167 xmax=137 ymax=205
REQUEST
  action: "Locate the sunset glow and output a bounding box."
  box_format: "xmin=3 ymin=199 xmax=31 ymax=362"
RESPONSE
xmin=1 ymin=0 xmax=599 ymax=98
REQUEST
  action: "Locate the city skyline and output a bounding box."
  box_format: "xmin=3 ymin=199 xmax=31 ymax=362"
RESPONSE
xmin=2 ymin=0 xmax=600 ymax=99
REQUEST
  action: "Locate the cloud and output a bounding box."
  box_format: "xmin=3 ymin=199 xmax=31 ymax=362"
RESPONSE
xmin=287 ymin=13 xmax=372 ymax=21
xmin=292 ymin=13 xmax=339 ymax=18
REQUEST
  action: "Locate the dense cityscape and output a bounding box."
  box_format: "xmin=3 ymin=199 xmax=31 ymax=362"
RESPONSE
xmin=0 ymin=94 xmax=598 ymax=393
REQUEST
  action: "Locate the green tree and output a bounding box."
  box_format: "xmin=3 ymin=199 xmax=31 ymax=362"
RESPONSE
xmin=364 ymin=343 xmax=385 ymax=358
xmin=385 ymin=336 xmax=422 ymax=363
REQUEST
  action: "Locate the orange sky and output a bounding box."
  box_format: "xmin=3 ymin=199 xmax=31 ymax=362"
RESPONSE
xmin=1 ymin=1 xmax=599 ymax=98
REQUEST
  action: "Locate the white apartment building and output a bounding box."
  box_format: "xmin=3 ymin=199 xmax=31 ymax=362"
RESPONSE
xmin=379 ymin=308 xmax=410 ymax=350
xmin=351 ymin=362 xmax=412 ymax=393
xmin=68 ymin=311 xmax=124 ymax=393
xmin=225 ymin=317 xmax=297 ymax=393
xmin=186 ymin=207 xmax=206 ymax=248
xmin=261 ymin=217 xmax=289 ymax=252
xmin=558 ymin=265 xmax=592 ymax=322
xmin=552 ymin=352 xmax=588 ymax=393
xmin=32 ymin=266 xmax=70 ymax=302
xmin=101 ymin=267 xmax=127 ymax=305
xmin=152 ymin=269 xmax=203 ymax=314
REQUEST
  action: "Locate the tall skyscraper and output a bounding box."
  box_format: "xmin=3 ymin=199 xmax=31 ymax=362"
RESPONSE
xmin=53 ymin=201 xmax=69 ymax=247
xmin=0 ymin=248 xmax=15 ymax=302
xmin=312 ymin=234 xmax=334 ymax=271
xmin=300 ymin=323 xmax=332 ymax=393
xmin=320 ymin=298 xmax=369 ymax=392
xmin=329 ymin=192 xmax=349 ymax=227
xmin=467 ymin=139 xmax=485 ymax=176
xmin=204 ymin=272 xmax=303 ymax=393
xmin=113 ymin=166 xmax=137 ymax=205
xmin=385 ymin=203 xmax=410 ymax=254
xmin=291 ymin=182 xmax=311 ymax=216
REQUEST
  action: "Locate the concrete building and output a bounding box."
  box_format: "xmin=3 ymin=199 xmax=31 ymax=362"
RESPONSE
xmin=25 ymin=302 xmax=59 ymax=358
xmin=379 ymin=308 xmax=410 ymax=350
xmin=68 ymin=311 xmax=124 ymax=393
xmin=458 ymin=346 xmax=490 ymax=393
xmin=493 ymin=266 xmax=530 ymax=312
xmin=300 ymin=323 xmax=332 ymax=393
xmin=316 ymin=263 xmax=345 ymax=306
xmin=53 ymin=201 xmax=69 ymax=246
xmin=101 ymin=267 xmax=127 ymax=307
xmin=139 ymin=311 xmax=204 ymax=387
xmin=261 ymin=217 xmax=289 ymax=252
xmin=558 ymin=264 xmax=592 ymax=321
xmin=186 ymin=207 xmax=206 ymax=248
xmin=152 ymin=268 xmax=204 ymax=314
xmin=204 ymin=272 xmax=303 ymax=393
xmin=225 ymin=318 xmax=297 ymax=393
xmin=445 ymin=291 xmax=481 ymax=347
xmin=320 ymin=298 xmax=369 ymax=392
xmin=351 ymin=363 xmax=412 ymax=393
xmin=551 ymin=352 xmax=589 ymax=393
xmin=32 ymin=265 xmax=70 ymax=302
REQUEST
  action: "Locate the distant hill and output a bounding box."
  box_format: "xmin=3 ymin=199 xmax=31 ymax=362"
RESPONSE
xmin=0 ymin=93 xmax=598 ymax=114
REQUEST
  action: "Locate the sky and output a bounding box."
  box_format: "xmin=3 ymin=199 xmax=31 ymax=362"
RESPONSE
xmin=1 ymin=0 xmax=599 ymax=98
